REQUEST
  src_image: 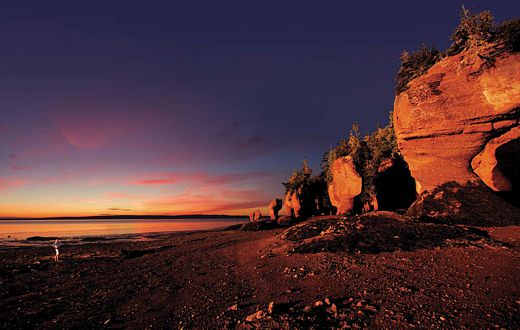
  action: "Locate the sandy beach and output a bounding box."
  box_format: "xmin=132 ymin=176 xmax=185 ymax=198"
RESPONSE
xmin=1 ymin=214 xmax=519 ymax=329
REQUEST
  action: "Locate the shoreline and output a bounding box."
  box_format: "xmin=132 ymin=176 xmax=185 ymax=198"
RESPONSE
xmin=0 ymin=222 xmax=245 ymax=248
xmin=1 ymin=214 xmax=519 ymax=328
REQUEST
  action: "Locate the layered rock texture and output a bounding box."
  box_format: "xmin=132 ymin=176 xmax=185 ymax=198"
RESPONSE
xmin=394 ymin=48 xmax=520 ymax=195
xmin=327 ymin=156 xmax=362 ymax=214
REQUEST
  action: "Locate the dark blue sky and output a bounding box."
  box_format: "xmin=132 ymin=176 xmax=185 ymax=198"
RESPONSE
xmin=0 ymin=1 xmax=519 ymax=216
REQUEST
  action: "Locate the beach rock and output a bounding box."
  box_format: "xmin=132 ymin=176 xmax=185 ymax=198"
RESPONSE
xmin=277 ymin=215 xmax=294 ymax=227
xmin=26 ymin=236 xmax=60 ymax=241
xmin=268 ymin=199 xmax=283 ymax=220
xmin=280 ymin=211 xmax=499 ymax=254
xmin=393 ymin=47 xmax=520 ymax=194
xmin=407 ymin=181 xmax=520 ymax=226
xmin=240 ymin=221 xmax=278 ymax=231
xmin=327 ymin=156 xmax=362 ymax=215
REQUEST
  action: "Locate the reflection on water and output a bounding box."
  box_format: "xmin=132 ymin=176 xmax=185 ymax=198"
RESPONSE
xmin=0 ymin=218 xmax=247 ymax=240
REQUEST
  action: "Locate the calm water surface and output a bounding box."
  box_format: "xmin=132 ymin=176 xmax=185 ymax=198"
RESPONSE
xmin=0 ymin=218 xmax=247 ymax=240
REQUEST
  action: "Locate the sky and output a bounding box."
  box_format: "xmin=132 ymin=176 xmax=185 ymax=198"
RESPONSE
xmin=0 ymin=1 xmax=518 ymax=217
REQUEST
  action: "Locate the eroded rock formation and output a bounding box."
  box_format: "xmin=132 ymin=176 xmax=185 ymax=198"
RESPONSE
xmin=471 ymin=126 xmax=520 ymax=192
xmin=327 ymin=156 xmax=362 ymax=214
xmin=249 ymin=209 xmax=262 ymax=222
xmin=268 ymin=198 xmax=283 ymax=220
xmin=284 ymin=191 xmax=303 ymax=219
xmin=393 ymin=48 xmax=520 ymax=195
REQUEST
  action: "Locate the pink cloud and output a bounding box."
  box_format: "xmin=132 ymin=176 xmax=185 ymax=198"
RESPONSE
xmin=52 ymin=111 xmax=146 ymax=150
xmin=103 ymin=192 xmax=145 ymax=199
xmin=134 ymin=178 xmax=179 ymax=185
xmin=0 ymin=178 xmax=27 ymax=191
xmin=129 ymin=171 xmax=273 ymax=186
xmin=7 ymin=153 xmax=34 ymax=171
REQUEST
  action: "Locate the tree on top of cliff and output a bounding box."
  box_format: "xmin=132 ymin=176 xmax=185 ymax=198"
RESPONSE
xmin=447 ymin=9 xmax=520 ymax=54
xmin=396 ymin=10 xmax=520 ymax=94
xmin=496 ymin=17 xmax=520 ymax=52
xmin=395 ymin=45 xmax=442 ymax=94
xmin=447 ymin=9 xmax=495 ymax=55
xmin=323 ymin=123 xmax=365 ymax=184
xmin=283 ymin=158 xmax=332 ymax=216
xmin=359 ymin=125 xmax=400 ymax=202
xmin=283 ymin=159 xmax=312 ymax=195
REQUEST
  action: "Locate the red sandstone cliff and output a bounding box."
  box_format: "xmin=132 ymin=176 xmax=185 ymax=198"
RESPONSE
xmin=393 ymin=46 xmax=520 ymax=194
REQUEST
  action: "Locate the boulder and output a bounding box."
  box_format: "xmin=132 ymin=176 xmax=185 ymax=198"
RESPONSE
xmin=240 ymin=221 xmax=278 ymax=231
xmin=327 ymin=156 xmax=362 ymax=215
xmin=393 ymin=48 xmax=520 ymax=194
xmin=407 ymin=181 xmax=520 ymax=226
xmin=268 ymin=199 xmax=283 ymax=220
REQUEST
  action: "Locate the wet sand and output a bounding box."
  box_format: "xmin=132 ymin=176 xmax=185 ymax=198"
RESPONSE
xmin=0 ymin=219 xmax=519 ymax=329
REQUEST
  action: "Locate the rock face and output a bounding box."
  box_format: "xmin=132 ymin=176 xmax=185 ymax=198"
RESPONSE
xmin=268 ymin=199 xmax=283 ymax=220
xmin=393 ymin=48 xmax=520 ymax=194
xmin=327 ymin=156 xmax=362 ymax=215
xmin=471 ymin=126 xmax=520 ymax=191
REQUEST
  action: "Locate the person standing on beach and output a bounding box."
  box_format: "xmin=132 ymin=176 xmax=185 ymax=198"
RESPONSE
xmin=53 ymin=239 xmax=60 ymax=262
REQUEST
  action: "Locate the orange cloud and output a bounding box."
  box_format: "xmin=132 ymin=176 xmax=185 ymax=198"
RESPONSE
xmin=143 ymin=187 xmax=271 ymax=215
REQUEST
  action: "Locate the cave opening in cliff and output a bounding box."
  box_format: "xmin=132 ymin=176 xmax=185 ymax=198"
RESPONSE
xmin=375 ymin=157 xmax=417 ymax=211
xmin=495 ymin=137 xmax=520 ymax=208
